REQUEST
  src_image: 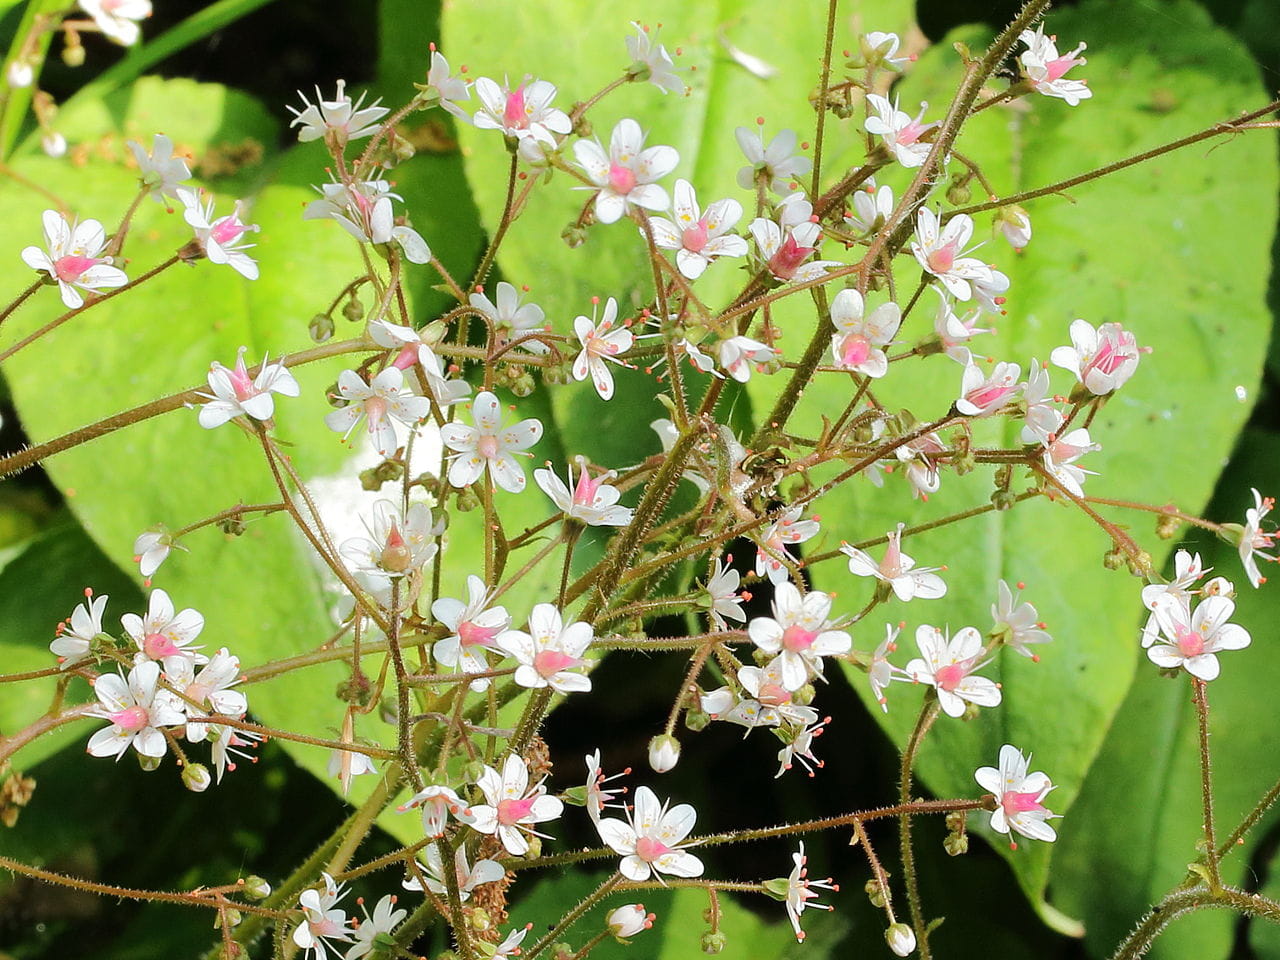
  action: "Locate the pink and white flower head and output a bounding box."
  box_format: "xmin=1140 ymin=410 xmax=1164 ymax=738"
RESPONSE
xmin=782 ymin=842 xmax=837 ymax=942
xmin=346 ymin=895 xmax=406 ymax=960
xmin=990 ymin=580 xmax=1052 ymax=659
xmin=178 ymin=188 xmax=260 ymax=280
xmin=78 ymin=0 xmax=151 ymax=46
xmin=750 ymin=194 xmax=840 ymax=283
xmin=895 ymin=431 xmax=946 ymax=500
xmin=841 ymin=523 xmax=947 ymax=602
xmin=844 ymin=180 xmax=893 ymax=235
xmin=699 ymin=685 xmax=771 ymax=730
xmin=828 ymin=288 xmax=899 ymax=378
xmin=1019 ymin=26 xmax=1090 ymax=106
xmin=127 ymin=133 xmax=190 ymax=203
xmin=706 ymin=556 xmax=746 ymax=631
xmin=440 ymin=391 xmax=543 ymax=492
xmin=911 ymin=209 xmax=995 ymax=302
xmin=497 ymin=602 xmax=594 ymax=694
xmin=340 ymin=500 xmax=438 ymax=582
xmin=325 ymin=367 xmax=431 ymax=458
xmin=932 ymin=288 xmax=990 ymax=366
xmin=432 ymin=575 xmax=510 ymax=691
xmin=403 ymin=842 xmax=504 ymax=901
xmin=596 ymin=784 xmax=703 ymax=881
xmin=86 ymin=660 xmax=184 ymax=760
xmin=1141 ymin=550 xmax=1207 ymax=647
xmin=292 ymin=872 xmax=353 ymax=960
xmin=288 ymin=80 xmax=388 ymax=146
xmin=1147 ymin=593 xmax=1250 ymax=681
xmin=735 ymin=126 xmax=812 ymax=194
xmin=472 ymin=76 xmax=571 ymax=147
xmin=997 ymin=206 xmax=1032 ymax=250
xmin=369 ymin=319 xmax=470 ymax=408
xmin=197 ymin=346 xmax=300 ymax=428
xmin=748 ymin=583 xmax=851 ymax=692
xmin=1020 ymin=360 xmax=1063 ymax=444
xmin=864 ymin=94 xmax=937 ymax=168
xmin=303 ymin=178 xmax=431 ymax=264
xmin=572 ymin=297 xmax=635 ymax=400
xmin=470 ymin=281 xmax=549 ymax=354
xmin=648 ymin=179 xmax=748 ymax=280
xmin=1050 ymin=319 xmax=1144 ymax=396
xmin=574 ymin=118 xmax=678 ymax=225
xmin=398 ymin=784 xmax=476 ymax=838
xmin=1041 ymin=427 xmax=1100 ymax=497
xmin=121 ymin=588 xmax=206 ymax=671
xmin=51 ymin=589 xmax=108 ymax=669
xmin=626 ymin=21 xmax=686 ymax=95
xmin=469 ymin=753 xmax=564 ymax=856
xmin=905 ymin=625 xmax=1002 ymax=718
xmin=21 ymin=210 xmax=127 ymax=308
xmin=974 ymin=744 xmax=1059 ymax=845
xmin=585 ymin=749 xmax=631 ymax=824
xmin=1239 ymin=488 xmax=1277 ymax=587
xmin=420 ymin=50 xmax=472 ymax=122
xmin=717 ymin=335 xmax=777 ymax=383
xmin=736 ymin=658 xmax=820 ymax=727
xmin=776 ymin=716 xmax=829 ymax=778
xmin=535 ymin=456 xmax=633 ymax=526
xmin=867 ymin=623 xmax=903 ymax=712
xmin=755 ymin=506 xmax=820 ymax=585
xmin=957 ymin=360 xmax=1023 ymax=417
xmin=166 ymin=647 xmax=246 ymax=742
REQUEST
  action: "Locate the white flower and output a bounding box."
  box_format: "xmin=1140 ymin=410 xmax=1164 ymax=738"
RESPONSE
xmin=41 ymin=132 xmax=66 ymax=159
xmin=51 ymin=589 xmax=108 ymax=669
xmin=776 ymin=717 xmax=828 ymax=777
xmin=86 ymin=660 xmax=184 ymax=760
xmin=345 ymin=895 xmax=406 ymax=960
xmin=607 ymin=903 xmax=654 ymax=939
xmin=932 ymin=287 xmax=989 ymax=365
xmin=491 ymin=925 xmax=532 ymax=960
xmin=1042 ymin=427 xmax=1100 ymax=497
xmin=420 ymin=50 xmax=472 ymax=122
xmin=166 ymin=647 xmax=246 ymax=742
xmin=574 ymin=118 xmax=678 ymax=225
xmin=997 ymin=206 xmax=1032 ymax=250
xmin=706 ymin=557 xmax=746 ymax=631
xmin=179 ymin=188 xmax=260 ymax=280
xmin=910 ymin=208 xmax=995 ymax=302
xmin=1141 ymin=550 xmax=1206 ymax=646
xmin=749 ymin=194 xmax=840 ymax=283
xmin=469 ymin=754 xmax=564 ymax=856
xmin=1019 ymin=26 xmax=1090 ymax=106
xmin=439 ymin=391 xmax=543 ymax=492
xmin=886 ymin=922 xmax=918 ymax=957
xmin=956 ymin=360 xmax=1022 ymax=417
xmin=626 ymin=21 xmax=685 ymax=94
xmin=497 ymin=602 xmax=594 ymax=694
xmin=21 ymin=210 xmax=127 ymax=308
xmin=121 ymin=588 xmax=206 ymax=671
xmin=844 ymin=180 xmax=893 ymax=235
xmin=572 ymin=296 xmax=634 ymax=400
xmin=990 ymin=580 xmax=1052 ymax=658
xmin=841 ymin=523 xmax=946 ymax=602
xmin=432 ymin=575 xmax=510 ymax=691
xmin=398 ymin=783 xmax=474 ymax=838
xmin=1020 ymin=359 xmax=1062 ymax=444
xmin=648 ymin=180 xmax=747 ymax=280
xmin=325 ymin=367 xmax=431 ymax=458
xmin=904 ymin=625 xmax=1001 ymax=718
xmin=755 ymin=506 xmax=819 ymax=585
xmin=971 ymin=266 xmax=1011 ymax=314
xmin=829 ymin=288 xmax=899 ymax=378
xmin=197 ymin=346 xmax=300 ymax=428
xmin=585 ymin=749 xmax=630 ymax=823
xmin=1239 ymin=488 xmax=1277 ymax=588
xmin=288 ymin=80 xmax=387 ymax=145
xmin=747 ymin=583 xmax=851 ymax=691
xmin=867 ymin=623 xmax=902 ymax=712
xmin=1049 ymin=319 xmax=1144 ymax=396
xmin=470 ymin=281 xmax=548 ymax=354
xmin=716 ymin=335 xmax=776 ymax=383
xmin=78 ymin=0 xmax=151 ymax=46
xmin=327 ymin=745 xmax=377 ymax=796
xmin=783 ymin=842 xmax=836 ymax=942
xmin=1147 ymin=593 xmax=1250 ymax=681
xmin=857 ymin=31 xmax=912 ymax=70
xmin=535 ymin=456 xmax=633 ymax=526
xmin=974 ymin=744 xmax=1059 ymax=843
xmin=472 ymin=76 xmax=571 ymax=147
xmin=596 ymin=784 xmax=703 ymax=881
xmin=292 ymin=873 xmax=353 ymax=960
xmin=340 ymin=500 xmax=437 ymax=584
xmin=127 ymin=133 xmax=190 ymax=202
xmin=735 ymin=126 xmax=812 ymax=194
xmin=368 ymin=319 xmax=470 ymax=407
xmin=403 ymin=843 xmax=503 ymax=901
xmin=736 ymin=658 xmax=819 ymax=727
xmin=303 ymin=178 xmax=431 ymax=264
xmin=865 ymin=94 xmax=936 ymax=168
xmin=210 ymin=724 xmax=262 ymax=782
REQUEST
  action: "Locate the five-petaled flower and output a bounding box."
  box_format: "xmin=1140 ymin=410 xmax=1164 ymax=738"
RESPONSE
xmin=905 ymin=625 xmax=1001 ymax=718
xmin=626 ymin=21 xmax=685 ymax=94
xmin=572 ymin=296 xmax=634 ymax=400
xmin=747 ymin=582 xmax=852 ymax=692
xmin=648 ymin=179 xmax=747 ymax=279
xmin=750 ymin=193 xmax=840 ymax=283
xmin=574 ymin=118 xmax=678 ymax=225
xmin=292 ymin=872 xmax=353 ymax=960
xmin=735 ymin=126 xmax=812 ymax=194
xmin=497 ymin=602 xmax=594 ymax=694
xmin=865 ymin=94 xmax=937 ymax=168
xmin=754 ymin=506 xmax=820 ymax=585
xmin=828 ymin=288 xmax=900 ymax=378
xmin=22 ymin=209 xmax=128 ymax=308
xmin=469 ymin=754 xmax=564 ymax=856
xmin=431 ymin=575 xmax=511 ymax=691
xmin=596 ymin=784 xmax=704 ymax=881
xmin=1019 ymin=26 xmax=1091 ymax=106
xmin=440 ymin=391 xmax=543 ymax=492
xmin=782 ymin=841 xmax=836 ymax=942
xmin=974 ymin=744 xmax=1059 ymax=845
xmin=910 ymin=209 xmax=996 ymax=302
xmin=122 ymin=588 xmax=207 ymax=672
xmin=1147 ymin=593 xmax=1251 ymax=681
xmin=127 ymin=133 xmax=191 ymax=203
xmin=288 ymin=79 xmax=388 ymax=146
xmin=325 ymin=367 xmax=431 ymax=458
xmin=398 ymin=784 xmax=475 ymax=839
xmin=535 ymin=456 xmax=633 ymax=526
xmin=1239 ymin=488 xmax=1277 ymax=587
xmin=841 ymin=523 xmax=947 ymax=602
xmin=86 ymin=660 xmax=184 ymax=760
xmin=197 ymin=346 xmax=300 ymax=429
xmin=51 ymin=588 xmax=108 ymax=669
xmin=179 ymin=188 xmax=260 ymax=280
xmin=340 ymin=500 xmax=438 ymax=585
xmin=472 ymin=76 xmax=571 ymax=148
xmin=1050 ymin=319 xmax=1144 ymax=396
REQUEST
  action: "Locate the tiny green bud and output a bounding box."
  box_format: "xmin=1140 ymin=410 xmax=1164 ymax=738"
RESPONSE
xmin=243 ymin=876 xmax=272 ymax=900
xmin=62 ymin=42 xmax=86 ymax=68
xmin=944 ymin=832 xmax=969 ymax=857
xmin=309 ymin=313 xmax=335 ymax=343
xmin=1102 ymin=547 xmax=1126 ymax=570
xmin=217 ymin=908 xmax=242 ymax=929
xmin=865 ymin=877 xmax=887 ymax=908
xmin=946 ymin=177 xmax=972 ymax=206
xmin=1155 ymin=512 xmax=1182 ymax=539
xmin=562 ymin=224 xmax=588 ymax=248
xmin=700 ymin=931 xmax=727 ymax=954
xmin=182 ymin=763 xmax=211 ymax=792
xmin=454 ymin=486 xmax=482 ymax=512
xmin=761 ymin=877 xmax=791 ymax=901
xmin=683 ymin=705 xmax=711 ymax=732
xmin=341 ymin=296 xmax=364 ymax=323
xmin=138 ymin=754 xmax=162 ymax=772
xmin=468 ymin=906 xmax=493 ymax=933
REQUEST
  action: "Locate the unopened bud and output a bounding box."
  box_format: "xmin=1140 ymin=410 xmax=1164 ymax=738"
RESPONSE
xmin=461 ymin=758 xmax=488 ymax=785
xmin=342 ymin=296 xmax=364 ymax=323
xmin=243 ymin=876 xmax=271 ymax=900
xmin=683 ymin=705 xmax=711 ymax=732
xmin=453 ymin=486 xmax=481 ymax=512
xmin=309 ymin=313 xmax=335 ymax=342
xmin=510 ymin=371 xmax=536 ymax=397
xmin=182 ymin=763 xmax=211 ymax=792
xmin=944 ymin=832 xmax=969 ymax=856
xmin=468 ymin=906 xmax=493 ymax=933
xmin=326 ymin=383 xmax=347 ymax=408
xmin=7 ymin=60 xmax=33 ymax=88
xmin=360 ymin=459 xmax=404 ymax=491
xmin=648 ymin=734 xmax=680 ymax=773
xmin=990 ymin=488 xmax=1017 ymax=511
xmin=945 ymin=177 xmax=971 ymax=206
xmin=1102 ymin=547 xmax=1126 ymax=570
xmin=791 ymin=683 xmax=816 ymax=707
xmin=217 ymin=515 xmax=247 ymax=536
xmin=217 ymin=908 xmax=242 ymax=929
xmin=41 ymin=132 xmax=66 ymax=158
xmin=886 ymin=922 xmax=917 ymax=957
xmin=562 ymin=223 xmax=588 ymax=248
xmin=606 ymin=904 xmax=654 ymax=940
xmin=865 ymin=877 xmax=888 ymax=907
xmin=700 ymin=931 xmax=727 ymax=954
xmin=1154 ymin=512 xmax=1181 ymax=539
xmin=1127 ymin=551 xmax=1153 ymax=578
xmin=61 ymin=41 xmax=86 ymax=68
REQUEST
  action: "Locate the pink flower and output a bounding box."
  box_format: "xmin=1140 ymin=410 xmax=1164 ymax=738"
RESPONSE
xmin=910 ymin=208 xmax=996 ymax=302
xmin=497 ymin=603 xmax=594 ymax=694
xmin=431 ymin=575 xmax=510 ymax=691
xmin=1019 ymin=26 xmax=1090 ymax=106
xmin=1041 ymin=427 xmax=1100 ymax=497
xmin=749 ymin=194 xmax=840 ymax=283
xmin=904 ymin=625 xmax=1001 ymax=718
xmin=179 ymin=188 xmax=260 ymax=280
xmin=86 ymin=660 xmax=184 ymax=760
xmin=535 ymin=456 xmax=633 ymax=526
xmin=398 ymin=784 xmax=475 ymax=838
xmin=574 ymin=118 xmax=678 ymax=224
xmin=121 ymin=588 xmax=206 ymax=671
xmin=956 ymin=360 xmax=1022 ymax=416
xmin=1050 ymin=319 xmax=1144 ymax=396
xmin=865 ymin=94 xmax=936 ymax=168
xmin=472 ymin=76 xmax=571 ymax=147
xmin=974 ymin=744 xmax=1059 ymax=844
xmin=197 ymin=346 xmax=300 ymax=428
xmin=829 ymin=288 xmax=899 ymax=377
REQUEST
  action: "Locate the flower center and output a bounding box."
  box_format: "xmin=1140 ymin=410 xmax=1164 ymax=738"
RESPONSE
xmin=229 ymin=355 xmax=256 ymax=401
xmin=840 ymin=334 xmax=872 ymax=368
xmin=682 ymin=219 xmax=710 ymax=252
xmin=534 ymin=649 xmax=578 ymax=677
xmin=380 ymin=524 xmax=413 ymax=573
xmin=1002 ymin=790 xmax=1045 ymax=816
xmin=496 ymin=795 xmax=537 ymax=825
xmin=1175 ymin=627 xmax=1206 ymax=658
xmin=458 ymin=620 xmax=499 ymax=648
xmin=110 ymin=704 xmax=150 ymax=732
xmin=573 ymin=469 xmax=604 ymax=506
xmin=608 ymin=163 xmax=637 ymax=196
xmin=934 ymin=663 xmax=966 ymax=691
xmin=926 ymin=239 xmax=959 ymax=275
xmin=967 ymin=383 xmax=1015 ymax=411
xmin=392 ymin=344 xmax=419 ymax=370
xmin=211 ymin=217 xmax=249 ymax=246
xmin=143 ymin=632 xmax=182 ymax=659
xmin=53 ymin=254 xmax=102 ymax=283
xmin=1045 ymin=53 xmax=1085 ymax=83
xmin=477 ymin=433 xmax=500 ymax=460
xmin=503 ymin=87 xmax=528 ymax=130
xmin=635 ymin=835 xmax=673 ymax=862
xmin=185 ymin=681 xmax=212 ymax=705
xmin=769 ymin=234 xmax=814 ymax=279
xmin=782 ymin=624 xmax=818 ymax=652
xmin=757 ymin=682 xmax=792 ymax=707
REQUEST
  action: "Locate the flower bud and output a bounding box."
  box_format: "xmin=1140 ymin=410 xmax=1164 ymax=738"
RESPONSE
xmin=342 ymin=296 xmax=364 ymax=323
xmin=683 ymin=704 xmax=711 ymax=732
xmin=7 ymin=60 xmax=33 ymax=88
xmin=1126 ymin=551 xmax=1154 ymax=578
xmin=137 ymin=754 xmax=162 ymax=772
xmin=648 ymin=734 xmax=680 ymax=773
xmin=454 ymin=486 xmax=481 ymax=512
xmin=41 ymin=132 xmax=66 ymax=158
xmin=1154 ymin=512 xmax=1182 ymax=539
xmin=864 ymin=877 xmax=887 ymax=908
xmin=886 ymin=922 xmax=917 ymax=957
xmin=943 ymin=832 xmax=969 ymax=857
xmin=1102 ymin=546 xmax=1126 ymax=570
xmin=62 ymin=41 xmax=86 ymax=68
xmin=700 ymin=930 xmax=727 ymax=954
xmin=217 ymin=514 xmax=246 ymax=536
xmin=309 ymin=313 xmax=335 ymax=342
xmin=468 ymin=906 xmax=493 ymax=933
xmin=945 ymin=176 xmax=971 ymax=206
xmin=606 ymin=904 xmax=654 ymax=940
xmin=243 ymin=876 xmax=271 ymax=900
xmin=182 ymin=762 xmax=211 ymax=792
xmin=217 ymin=908 xmax=242 ymax=929
xmin=1203 ymin=576 xmax=1235 ymax=598
xmin=562 ymin=223 xmax=587 ymax=248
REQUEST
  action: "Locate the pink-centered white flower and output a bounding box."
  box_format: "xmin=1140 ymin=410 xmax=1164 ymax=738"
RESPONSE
xmin=403 ymin=842 xmax=504 ymax=901
xmin=750 ymin=193 xmax=840 ymax=283
xmin=1239 ymin=488 xmax=1277 ymax=587
xmin=957 ymin=360 xmax=1022 ymax=416
xmin=340 ymin=500 xmax=437 ymax=582
xmin=1019 ymin=26 xmax=1090 ymax=106
xmin=497 ymin=602 xmax=594 ymax=694
xmin=626 ymin=21 xmax=686 ymax=95
xmin=974 ymin=744 xmax=1059 ymax=844
xmin=78 ymin=0 xmax=151 ymax=46
xmin=1020 ymin=360 xmax=1063 ymax=444
xmin=828 ymin=288 xmax=899 ymax=378
xmin=469 ymin=754 xmax=564 ymax=856
xmin=905 ymin=625 xmax=1001 ymax=718
xmin=440 ymin=391 xmax=543 ymax=492
xmin=735 ymin=126 xmax=812 ymax=194
xmin=971 ymin=265 xmax=1011 ymax=314
xmin=716 ymin=335 xmax=776 ymax=384
xmin=398 ymin=784 xmax=475 ymax=838
xmin=1148 ymin=593 xmax=1250 ymax=681
xmin=574 ymin=118 xmax=678 ymax=224
xmin=535 ymin=456 xmax=633 ymax=526
xmin=432 ymin=575 xmax=510 ymax=691
xmin=648 ymin=179 xmax=747 ymax=280
xmin=910 ymin=208 xmax=997 ymax=302
xmin=166 ymin=647 xmax=246 ymax=743
xmin=1050 ymin=319 xmax=1144 ymax=396
xmin=857 ymin=31 xmax=912 ymax=70
xmin=197 ymin=346 xmax=300 ymax=428
xmin=706 ymin=557 xmax=746 ymax=631
xmin=472 ymin=76 xmax=571 ymax=147
xmin=21 ymin=210 xmax=127 ymax=308
xmin=288 ymin=80 xmax=387 ymax=145
xmin=736 ymin=658 xmax=820 ymax=727
xmin=51 ymin=589 xmax=108 ymax=669
xmin=470 ymin=281 xmax=549 ymax=354
xmin=491 ymin=925 xmax=533 ymax=960
xmin=122 ymin=588 xmax=206 ymax=671
xmin=303 ymin=178 xmax=431 ymax=264
xmin=86 ymin=660 xmax=184 ymax=760
xmin=597 ymin=785 xmax=703 ymax=881
xmin=325 ymin=367 xmax=431 ymax=458
xmin=369 ymin=319 xmax=470 ymax=408
xmin=755 ymin=506 xmax=820 ymax=585
xmin=179 ymin=188 xmax=260 ymax=280
xmin=127 ymin=133 xmax=190 ymax=202
xmin=572 ymin=296 xmax=634 ymax=400
xmin=776 ymin=716 xmax=829 ymax=778
xmin=748 ymin=583 xmax=851 ymax=692
xmin=1141 ymin=550 xmax=1207 ymax=646
xmin=990 ymin=579 xmax=1052 ymax=659
xmin=1042 ymin=427 xmax=1100 ymax=497
xmin=865 ymin=94 xmax=937 ymax=168
xmin=782 ymin=841 xmax=836 ymax=942
xmin=841 ymin=523 xmax=946 ymax=602
xmin=292 ymin=872 xmax=353 ymax=960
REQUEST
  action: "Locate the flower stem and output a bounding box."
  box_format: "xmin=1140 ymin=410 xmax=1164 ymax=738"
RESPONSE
xmin=1192 ymin=678 xmax=1222 ymax=889
xmin=898 ymin=699 xmax=941 ymax=959
xmin=523 ymin=873 xmax=623 ymax=960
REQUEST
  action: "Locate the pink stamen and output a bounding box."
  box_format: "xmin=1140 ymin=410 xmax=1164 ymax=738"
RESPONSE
xmin=1002 ymin=790 xmax=1045 ymax=816
xmin=54 ymin=254 xmax=102 ymax=283
xmin=608 ymin=163 xmax=637 ymax=196
xmin=768 ymin=235 xmax=814 ymax=280
xmin=503 ymin=87 xmax=528 ymax=129
xmin=109 ymin=705 xmax=150 ymax=732
xmin=782 ymin=624 xmax=818 ymax=652
xmin=635 ymin=836 xmax=673 ymax=862
xmin=935 ymin=663 xmax=966 ymax=691
xmin=458 ymin=620 xmax=500 ymax=648
xmin=681 ymin=219 xmax=710 ymax=252
xmin=497 ymin=795 xmax=537 ymax=825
